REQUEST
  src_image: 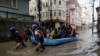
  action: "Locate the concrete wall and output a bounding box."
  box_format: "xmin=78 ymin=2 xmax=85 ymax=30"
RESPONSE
xmin=66 ymin=0 xmax=82 ymax=29
xmin=0 ymin=0 xmax=29 ymax=15
xmin=0 ymin=0 xmax=31 ymax=21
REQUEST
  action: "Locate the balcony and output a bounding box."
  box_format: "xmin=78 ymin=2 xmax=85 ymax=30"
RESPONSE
xmin=70 ymin=4 xmax=75 ymax=10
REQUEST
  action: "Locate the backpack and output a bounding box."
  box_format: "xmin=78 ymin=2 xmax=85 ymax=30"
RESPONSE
xmin=14 ymin=31 xmax=23 ymax=42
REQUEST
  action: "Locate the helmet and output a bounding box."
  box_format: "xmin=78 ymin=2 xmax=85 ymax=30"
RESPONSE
xmin=9 ymin=27 xmax=16 ymax=32
xmin=32 ymin=24 xmax=37 ymax=29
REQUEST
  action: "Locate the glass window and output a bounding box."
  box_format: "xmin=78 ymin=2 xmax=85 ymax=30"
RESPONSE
xmin=46 ymin=3 xmax=48 ymax=7
xmin=35 ymin=8 xmax=36 ymax=11
xmin=62 ymin=11 xmax=65 ymax=17
xmin=50 ymin=0 xmax=52 ymax=6
xmin=30 ymin=9 xmax=32 ymax=12
xmin=0 ymin=0 xmax=12 ymax=7
xmin=54 ymin=0 xmax=56 ymax=5
xmin=54 ymin=10 xmax=56 ymax=16
xmin=59 ymin=10 xmax=61 ymax=16
xmin=50 ymin=10 xmax=52 ymax=17
xmin=42 ymin=12 xmax=44 ymax=17
xmin=46 ymin=12 xmax=48 ymax=17
xmin=12 ymin=0 xmax=17 ymax=8
xmin=59 ymin=0 xmax=61 ymax=5
xmin=42 ymin=3 xmax=45 ymax=8
xmin=44 ymin=12 xmax=47 ymax=17
xmin=0 ymin=0 xmax=18 ymax=8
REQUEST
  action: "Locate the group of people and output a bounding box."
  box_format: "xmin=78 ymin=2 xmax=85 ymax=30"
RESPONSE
xmin=8 ymin=24 xmax=45 ymax=52
xmin=44 ymin=24 xmax=77 ymax=39
xmin=8 ymin=23 xmax=77 ymax=52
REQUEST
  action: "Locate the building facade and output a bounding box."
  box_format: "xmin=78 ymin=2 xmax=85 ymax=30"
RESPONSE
xmin=41 ymin=0 xmax=66 ymax=28
xmin=66 ymin=0 xmax=82 ymax=29
xmin=30 ymin=0 xmax=66 ymax=28
xmin=81 ymin=7 xmax=91 ymax=29
xmin=29 ymin=0 xmax=38 ymax=21
xmin=0 ymin=0 xmax=33 ymax=21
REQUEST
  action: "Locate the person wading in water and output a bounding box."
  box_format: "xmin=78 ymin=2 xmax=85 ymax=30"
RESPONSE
xmin=23 ymin=25 xmax=33 ymax=42
xmin=34 ymin=27 xmax=45 ymax=52
xmin=8 ymin=27 xmax=26 ymax=50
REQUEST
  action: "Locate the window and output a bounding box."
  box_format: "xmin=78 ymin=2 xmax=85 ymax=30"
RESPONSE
xmin=30 ymin=9 xmax=32 ymax=12
xmin=50 ymin=0 xmax=52 ymax=6
xmin=59 ymin=0 xmax=61 ymax=5
xmin=12 ymin=0 xmax=17 ymax=8
xmin=54 ymin=10 xmax=56 ymax=16
xmin=46 ymin=12 xmax=48 ymax=17
xmin=44 ymin=12 xmax=46 ymax=17
xmin=42 ymin=3 xmax=45 ymax=8
xmin=46 ymin=3 xmax=48 ymax=7
xmin=42 ymin=12 xmax=44 ymax=18
xmin=59 ymin=10 xmax=61 ymax=16
xmin=72 ymin=11 xmax=74 ymax=15
xmin=50 ymin=10 xmax=52 ymax=17
xmin=35 ymin=8 xmax=36 ymax=11
xmin=62 ymin=11 xmax=65 ymax=17
xmin=0 ymin=0 xmax=18 ymax=8
xmin=54 ymin=0 xmax=56 ymax=5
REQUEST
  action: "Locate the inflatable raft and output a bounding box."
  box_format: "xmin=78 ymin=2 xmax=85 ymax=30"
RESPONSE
xmin=29 ymin=36 xmax=77 ymax=46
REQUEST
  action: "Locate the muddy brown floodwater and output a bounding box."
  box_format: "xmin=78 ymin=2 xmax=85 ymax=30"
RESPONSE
xmin=0 ymin=28 xmax=100 ymax=56
xmin=0 ymin=41 xmax=79 ymax=56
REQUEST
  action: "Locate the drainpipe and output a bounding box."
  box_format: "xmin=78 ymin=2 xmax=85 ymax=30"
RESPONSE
xmin=37 ymin=0 xmax=42 ymax=22
xmin=92 ymin=0 xmax=95 ymax=34
xmin=50 ymin=0 xmax=52 ymax=28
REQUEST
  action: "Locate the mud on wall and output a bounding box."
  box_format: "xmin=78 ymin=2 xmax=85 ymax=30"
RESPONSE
xmin=0 ymin=20 xmax=33 ymax=43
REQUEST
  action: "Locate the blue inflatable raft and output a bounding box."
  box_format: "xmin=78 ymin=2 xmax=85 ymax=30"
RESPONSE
xmin=29 ymin=36 xmax=77 ymax=46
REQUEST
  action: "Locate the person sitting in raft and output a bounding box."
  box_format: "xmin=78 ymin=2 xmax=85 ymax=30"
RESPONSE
xmin=50 ymin=28 xmax=56 ymax=39
xmin=23 ymin=25 xmax=33 ymax=42
xmin=46 ymin=29 xmax=51 ymax=39
xmin=66 ymin=25 xmax=73 ymax=37
xmin=70 ymin=29 xmax=79 ymax=37
xmin=56 ymin=27 xmax=62 ymax=39
xmin=8 ymin=27 xmax=26 ymax=50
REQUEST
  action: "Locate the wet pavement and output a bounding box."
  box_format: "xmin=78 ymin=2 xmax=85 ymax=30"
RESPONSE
xmin=0 ymin=28 xmax=99 ymax=56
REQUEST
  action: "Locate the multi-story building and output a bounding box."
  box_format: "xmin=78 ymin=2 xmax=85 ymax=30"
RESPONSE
xmin=0 ymin=0 xmax=33 ymax=21
xmin=81 ymin=6 xmax=91 ymax=29
xmin=41 ymin=0 xmax=66 ymax=28
xmin=30 ymin=0 xmax=66 ymax=28
xmin=66 ymin=0 xmax=82 ymax=29
xmin=29 ymin=0 xmax=38 ymax=21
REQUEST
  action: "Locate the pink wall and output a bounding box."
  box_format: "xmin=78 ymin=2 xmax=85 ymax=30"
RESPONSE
xmin=66 ymin=0 xmax=82 ymax=29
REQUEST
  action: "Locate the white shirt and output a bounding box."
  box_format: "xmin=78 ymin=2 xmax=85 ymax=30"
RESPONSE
xmin=35 ymin=30 xmax=39 ymax=35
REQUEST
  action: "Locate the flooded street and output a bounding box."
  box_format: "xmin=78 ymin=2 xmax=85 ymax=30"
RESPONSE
xmin=0 ymin=28 xmax=99 ymax=56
